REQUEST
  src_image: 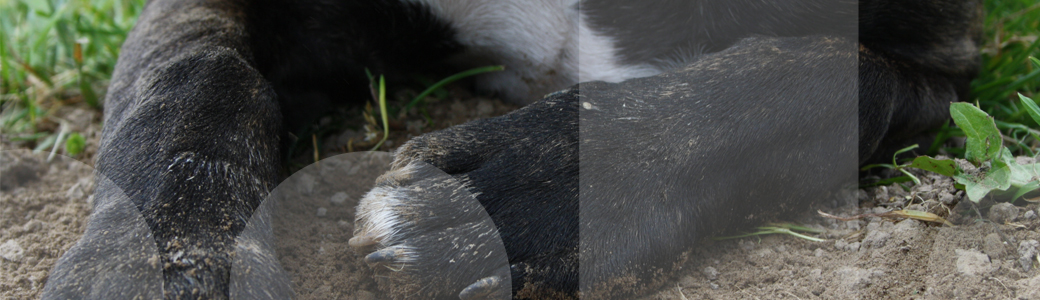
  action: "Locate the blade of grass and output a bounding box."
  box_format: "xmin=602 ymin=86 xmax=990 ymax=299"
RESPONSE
xmin=713 ymin=225 xmax=826 ymax=242
xmin=74 ymin=42 xmax=99 ymax=107
xmin=403 ymin=65 xmax=504 ymax=113
xmin=1019 ymin=93 xmax=1040 ymax=126
xmin=818 ymin=209 xmax=953 ymax=226
xmin=371 ymin=75 xmax=389 ymax=151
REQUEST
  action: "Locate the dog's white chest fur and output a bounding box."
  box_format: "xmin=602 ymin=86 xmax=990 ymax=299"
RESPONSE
xmin=404 ymin=0 xmax=664 ymax=104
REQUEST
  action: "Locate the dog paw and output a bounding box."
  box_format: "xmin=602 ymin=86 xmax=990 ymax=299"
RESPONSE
xmin=351 ymin=161 xmax=511 ymax=300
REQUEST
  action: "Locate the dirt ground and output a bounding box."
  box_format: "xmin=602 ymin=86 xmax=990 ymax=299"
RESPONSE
xmin=2 ymin=96 xmax=1039 ymax=299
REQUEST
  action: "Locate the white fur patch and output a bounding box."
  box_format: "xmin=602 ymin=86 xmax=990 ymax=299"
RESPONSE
xmin=353 ymin=163 xmax=419 ymax=248
xmin=577 ymin=14 xmax=662 ymax=83
xmin=407 ymin=0 xmax=666 ymax=103
xmin=406 ymin=0 xmax=578 ymax=104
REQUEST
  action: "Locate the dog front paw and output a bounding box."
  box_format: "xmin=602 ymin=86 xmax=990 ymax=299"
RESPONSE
xmin=351 ymin=161 xmax=511 ymax=300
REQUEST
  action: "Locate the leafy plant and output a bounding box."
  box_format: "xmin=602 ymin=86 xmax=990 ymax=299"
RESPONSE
xmin=910 ymin=99 xmax=1040 ymax=203
xmin=967 ymin=1 xmax=1040 ymax=157
xmin=861 ymin=144 xmax=934 ymax=187
xmin=2 ymin=0 xmax=145 ymax=153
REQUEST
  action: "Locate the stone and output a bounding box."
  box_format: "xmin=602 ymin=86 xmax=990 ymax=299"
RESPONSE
xmin=0 ymin=240 xmax=25 ymax=261
xmin=330 ymin=192 xmax=350 ymax=205
xmin=954 ymin=249 xmax=996 ymax=276
xmin=862 ymin=229 xmax=891 ymax=249
xmin=1018 ymin=240 xmax=1039 ymax=272
xmin=983 ymin=233 xmax=1006 ymax=259
xmin=702 ymin=266 xmax=719 ymax=280
xmin=988 ymin=202 xmax=1017 ymax=223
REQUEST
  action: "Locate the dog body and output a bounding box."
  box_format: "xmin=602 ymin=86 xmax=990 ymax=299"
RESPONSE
xmin=44 ymin=0 xmax=981 ymax=299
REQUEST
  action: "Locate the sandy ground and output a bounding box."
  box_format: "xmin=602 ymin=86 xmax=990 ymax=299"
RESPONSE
xmin=2 ymin=97 xmax=1039 ymax=299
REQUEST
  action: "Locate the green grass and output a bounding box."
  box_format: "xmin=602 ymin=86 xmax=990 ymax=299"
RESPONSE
xmin=965 ymin=0 xmax=1040 ymax=157
xmin=1 ymin=0 xmax=1038 ymax=159
xmin=0 ymin=0 xmax=144 ymax=150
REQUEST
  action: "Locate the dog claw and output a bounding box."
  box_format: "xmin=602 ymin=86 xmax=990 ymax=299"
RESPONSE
xmin=458 ymin=276 xmax=501 ymax=300
xmin=364 ymin=248 xmax=401 ymax=265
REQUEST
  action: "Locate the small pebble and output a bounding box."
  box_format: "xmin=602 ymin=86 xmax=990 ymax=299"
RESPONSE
xmin=0 ymin=240 xmax=25 ymax=261
xmin=1024 ymin=210 xmax=1036 ymax=220
xmin=295 ymin=173 xmax=316 ymax=195
xmin=939 ymin=192 xmax=957 ymax=205
xmin=955 ymin=249 xmax=996 ymax=276
xmin=1018 ymin=240 xmax=1039 ymax=272
xmin=330 ymin=192 xmax=350 ymax=205
xmin=814 ymin=248 xmax=827 ymax=257
xmin=21 ymin=220 xmax=43 ymax=233
xmin=846 ymin=220 xmax=861 ymax=231
xmin=316 ymin=207 xmax=328 ymax=217
xmin=847 ymin=242 xmax=861 ymax=252
xmin=862 ymin=229 xmax=891 ymax=249
xmin=983 ymin=233 xmax=1006 ymax=259
xmin=809 ymin=269 xmax=823 ymax=279
xmin=753 ymin=248 xmax=775 ymax=258
xmin=65 ymin=181 xmax=86 ymax=200
xmin=678 ymin=275 xmax=697 ymax=287
xmin=988 ymin=202 xmax=1018 ymax=223
xmin=739 ymin=240 xmax=755 ymax=251
xmin=702 ymin=266 xmax=719 ymax=280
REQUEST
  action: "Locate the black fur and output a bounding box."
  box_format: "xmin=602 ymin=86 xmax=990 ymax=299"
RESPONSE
xmin=42 ymin=0 xmax=982 ymax=299
xmin=248 ymin=0 xmax=461 ymax=131
xmin=582 ymin=0 xmax=857 ymax=68
xmin=43 ymin=0 xmax=457 ymax=298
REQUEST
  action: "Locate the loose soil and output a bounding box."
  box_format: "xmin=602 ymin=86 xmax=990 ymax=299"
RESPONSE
xmin=2 ymin=96 xmax=1039 ymax=299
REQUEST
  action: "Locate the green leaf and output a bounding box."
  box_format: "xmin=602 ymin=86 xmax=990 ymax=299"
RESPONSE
xmin=954 ymin=161 xmax=1012 ymax=203
xmin=1019 ymin=93 xmax=1040 ymax=127
xmin=1009 ymin=162 xmax=1039 ymax=187
xmin=1011 ymin=181 xmax=1039 ymax=203
xmin=899 ymin=168 xmax=922 ymax=185
xmin=1031 ymin=56 xmax=1040 ymax=69
xmin=909 ymin=156 xmax=958 ymax=177
xmin=892 ymin=144 xmax=920 ymax=165
xmin=949 ymin=103 xmax=1002 ymax=164
xmin=65 ymin=132 xmax=85 ymax=155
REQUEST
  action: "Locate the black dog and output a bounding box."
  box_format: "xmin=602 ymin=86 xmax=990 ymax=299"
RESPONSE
xmin=43 ymin=0 xmax=981 ymax=299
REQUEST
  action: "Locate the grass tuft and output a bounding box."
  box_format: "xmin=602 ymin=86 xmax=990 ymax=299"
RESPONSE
xmin=1 ymin=0 xmax=145 ymax=152
xmin=964 ymin=0 xmax=1040 ymax=157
